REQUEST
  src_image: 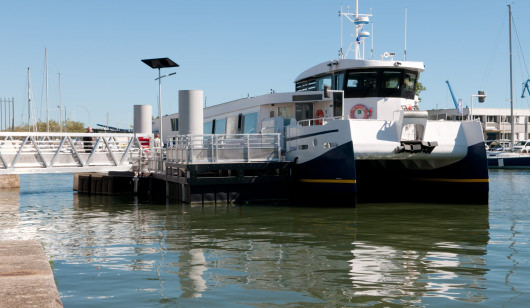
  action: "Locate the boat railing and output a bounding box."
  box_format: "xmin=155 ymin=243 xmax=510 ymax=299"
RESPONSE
xmin=165 ymin=133 xmax=282 ymax=164
xmin=297 ymin=116 xmax=346 ymax=127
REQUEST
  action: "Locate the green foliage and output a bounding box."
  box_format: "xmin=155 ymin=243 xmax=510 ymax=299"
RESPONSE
xmin=8 ymin=120 xmax=86 ymax=132
xmin=416 ymin=80 xmax=426 ymax=102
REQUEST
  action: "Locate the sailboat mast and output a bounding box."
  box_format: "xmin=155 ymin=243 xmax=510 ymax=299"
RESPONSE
xmin=508 ymin=4 xmax=515 ymax=151
xmin=508 ymin=5 xmax=514 ymax=151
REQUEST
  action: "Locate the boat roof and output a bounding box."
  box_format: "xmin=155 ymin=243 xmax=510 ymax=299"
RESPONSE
xmin=294 ymin=58 xmax=425 ymax=82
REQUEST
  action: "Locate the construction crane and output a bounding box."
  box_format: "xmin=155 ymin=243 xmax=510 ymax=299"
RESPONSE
xmin=445 ymin=80 xmax=461 ymax=113
xmin=522 ymin=79 xmax=530 ymax=98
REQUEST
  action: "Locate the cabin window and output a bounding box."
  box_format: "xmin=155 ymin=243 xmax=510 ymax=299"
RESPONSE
xmin=214 ymin=118 xmax=226 ymax=134
xmin=316 ymin=75 xmax=332 ymax=91
xmin=345 ymin=71 xmax=378 ymax=97
xmin=403 ymin=72 xmax=416 ymax=91
xmin=295 ymin=103 xmax=314 ymax=124
xmin=296 ymin=79 xmax=317 ymax=91
xmin=278 ymin=106 xmax=293 ymax=119
xmin=203 ymin=121 xmax=213 ymax=134
xmin=334 ymin=72 xmax=345 ymax=90
xmin=382 ymin=71 xmax=401 ymax=89
xmin=170 ymin=118 xmax=179 ymax=131
xmin=243 ymin=113 xmax=258 ymax=133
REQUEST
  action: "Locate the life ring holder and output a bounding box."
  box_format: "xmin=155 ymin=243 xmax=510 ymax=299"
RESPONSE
xmin=349 ymin=104 xmax=371 ymax=119
xmin=315 ymin=109 xmax=325 ymax=125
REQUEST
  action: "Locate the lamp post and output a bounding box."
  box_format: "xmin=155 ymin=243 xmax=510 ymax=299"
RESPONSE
xmin=141 ymin=58 xmax=179 ymax=144
xmin=470 ymin=91 xmax=486 ymax=121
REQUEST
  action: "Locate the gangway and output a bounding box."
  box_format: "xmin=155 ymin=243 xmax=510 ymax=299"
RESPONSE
xmin=0 ymin=132 xmax=151 ymax=174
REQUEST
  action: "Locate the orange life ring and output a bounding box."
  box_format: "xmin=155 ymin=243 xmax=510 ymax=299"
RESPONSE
xmin=315 ymin=109 xmax=324 ymax=125
xmin=350 ymin=104 xmax=371 ymax=119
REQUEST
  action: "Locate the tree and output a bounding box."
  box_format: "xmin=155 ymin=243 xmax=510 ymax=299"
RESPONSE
xmin=416 ymin=80 xmax=426 ymax=102
xmin=8 ymin=120 xmax=86 ymax=133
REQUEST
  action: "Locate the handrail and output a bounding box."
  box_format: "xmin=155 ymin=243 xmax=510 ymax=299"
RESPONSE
xmin=164 ymin=133 xmax=281 ymax=164
xmin=0 ymin=132 xmax=152 ymax=174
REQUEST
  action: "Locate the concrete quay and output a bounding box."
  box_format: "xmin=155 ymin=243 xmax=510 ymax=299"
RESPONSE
xmin=0 ymin=240 xmax=62 ymax=308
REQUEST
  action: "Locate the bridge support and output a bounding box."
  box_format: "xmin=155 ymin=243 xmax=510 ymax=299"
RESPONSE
xmin=0 ymin=175 xmax=19 ymax=189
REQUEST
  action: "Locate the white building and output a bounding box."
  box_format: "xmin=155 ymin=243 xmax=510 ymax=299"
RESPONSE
xmin=427 ymin=107 xmax=530 ymax=141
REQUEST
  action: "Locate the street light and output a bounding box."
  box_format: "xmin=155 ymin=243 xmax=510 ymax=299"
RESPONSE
xmin=470 ymin=91 xmax=486 ymax=121
xmin=141 ymin=57 xmax=179 ymax=143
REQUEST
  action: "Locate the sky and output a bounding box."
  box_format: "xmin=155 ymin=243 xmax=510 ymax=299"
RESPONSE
xmin=1 ymin=0 xmax=530 ymax=130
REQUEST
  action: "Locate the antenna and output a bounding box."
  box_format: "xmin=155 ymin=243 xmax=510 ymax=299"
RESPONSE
xmin=339 ymin=0 xmax=372 ymax=60
xmin=371 ymin=11 xmax=374 ymax=60
xmin=404 ymin=7 xmax=407 ymax=61
xmin=340 ymin=5 xmax=343 ymax=59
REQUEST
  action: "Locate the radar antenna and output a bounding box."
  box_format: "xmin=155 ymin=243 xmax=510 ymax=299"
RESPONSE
xmin=339 ymin=0 xmax=372 ymax=60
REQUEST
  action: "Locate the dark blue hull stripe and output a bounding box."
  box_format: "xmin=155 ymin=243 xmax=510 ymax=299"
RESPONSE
xmin=286 ymin=129 xmax=339 ymax=142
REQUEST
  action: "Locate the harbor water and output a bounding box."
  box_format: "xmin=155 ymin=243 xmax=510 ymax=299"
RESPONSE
xmin=0 ymin=170 xmax=529 ymax=307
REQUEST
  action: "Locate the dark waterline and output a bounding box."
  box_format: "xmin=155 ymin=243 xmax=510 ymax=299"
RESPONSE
xmin=0 ymin=170 xmax=529 ymax=307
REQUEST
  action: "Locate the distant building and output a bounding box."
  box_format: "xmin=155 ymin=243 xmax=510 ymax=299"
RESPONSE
xmin=427 ymin=107 xmax=530 ymax=141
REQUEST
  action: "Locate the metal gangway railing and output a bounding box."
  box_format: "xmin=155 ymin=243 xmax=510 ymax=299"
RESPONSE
xmin=0 ymin=132 xmax=152 ymax=174
xmin=163 ymin=133 xmax=281 ymax=165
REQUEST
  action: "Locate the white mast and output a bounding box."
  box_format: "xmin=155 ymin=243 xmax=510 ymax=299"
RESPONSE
xmin=508 ymin=4 xmax=514 ymax=151
xmin=354 ymin=0 xmax=359 ymax=59
xmin=340 ymin=0 xmax=371 ymax=60
xmin=404 ymin=7 xmax=408 ymax=61
xmin=27 ymin=68 xmax=32 ymax=132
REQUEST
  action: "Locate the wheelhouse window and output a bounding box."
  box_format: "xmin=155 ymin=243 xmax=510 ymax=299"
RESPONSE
xmin=316 ymin=75 xmax=332 ymax=91
xmin=296 ymin=68 xmax=419 ymax=99
xmin=334 ymin=72 xmax=345 ymax=90
xmin=345 ymin=71 xmax=377 ymax=97
xmin=344 ymin=69 xmax=418 ymax=99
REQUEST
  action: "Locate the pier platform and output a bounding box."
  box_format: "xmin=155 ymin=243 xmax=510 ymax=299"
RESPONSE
xmin=0 ymin=240 xmax=62 ymax=308
xmin=74 ymin=161 xmax=293 ymax=204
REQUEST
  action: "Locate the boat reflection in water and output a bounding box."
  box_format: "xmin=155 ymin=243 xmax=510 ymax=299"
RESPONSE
xmin=43 ymin=194 xmax=490 ymax=306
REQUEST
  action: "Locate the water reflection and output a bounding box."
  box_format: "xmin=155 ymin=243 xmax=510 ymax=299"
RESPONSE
xmin=55 ymin=196 xmax=490 ymax=306
xmin=350 ymin=204 xmax=489 ymax=305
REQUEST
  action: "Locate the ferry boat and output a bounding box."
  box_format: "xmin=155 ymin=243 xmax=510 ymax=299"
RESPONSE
xmin=159 ymin=1 xmax=489 ymax=205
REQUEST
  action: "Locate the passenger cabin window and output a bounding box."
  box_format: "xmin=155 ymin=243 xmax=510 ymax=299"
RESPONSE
xmin=295 ymin=103 xmax=313 ymax=125
xmin=214 ymin=118 xmax=226 ymax=134
xmin=203 ymin=121 xmax=213 ymax=134
xmin=243 ymin=113 xmax=258 ymax=133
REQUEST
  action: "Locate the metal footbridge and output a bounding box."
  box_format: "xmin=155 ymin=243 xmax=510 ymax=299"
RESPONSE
xmin=0 ymin=132 xmax=151 ymax=174
xmin=0 ymin=132 xmax=282 ymax=175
